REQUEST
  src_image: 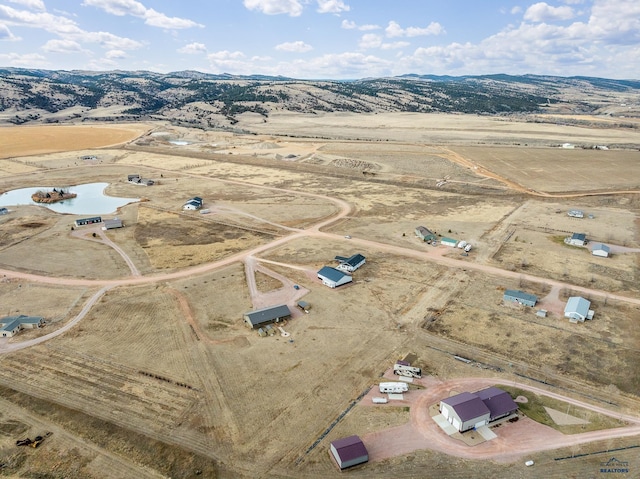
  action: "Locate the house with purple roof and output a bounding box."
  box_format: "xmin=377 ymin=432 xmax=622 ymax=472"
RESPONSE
xmin=440 ymin=392 xmax=491 ymax=432
xmin=329 ymin=435 xmax=369 ymax=470
xmin=439 ymin=387 xmax=518 ymax=432
xmin=476 ymin=387 xmax=519 ymax=422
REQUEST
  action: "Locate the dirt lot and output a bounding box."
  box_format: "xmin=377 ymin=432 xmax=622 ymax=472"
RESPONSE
xmin=0 ymin=118 xmax=637 ymax=478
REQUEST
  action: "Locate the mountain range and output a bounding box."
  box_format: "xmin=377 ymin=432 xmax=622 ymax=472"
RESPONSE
xmin=1 ymin=68 xmax=639 ymax=128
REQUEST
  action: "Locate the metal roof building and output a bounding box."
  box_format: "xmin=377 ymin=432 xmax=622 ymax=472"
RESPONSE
xmin=564 ymin=296 xmax=594 ymax=322
xmin=567 ymin=233 xmax=586 ymax=246
xmin=329 ymin=435 xmax=368 ymax=470
xmin=335 ymin=253 xmax=366 ymax=273
xmin=476 ymin=387 xmax=519 ymax=421
xmin=503 ymin=289 xmax=538 ymax=307
xmin=317 ymin=266 xmax=352 ymax=288
xmin=103 ymin=218 xmax=123 ymax=230
xmin=591 ymin=243 xmax=610 ymax=258
xmin=415 ymin=226 xmax=437 ymax=242
xmin=440 ymin=237 xmax=458 ymax=247
xmin=440 ymin=387 xmax=518 ymax=432
xmin=243 ymin=304 xmax=291 ymax=329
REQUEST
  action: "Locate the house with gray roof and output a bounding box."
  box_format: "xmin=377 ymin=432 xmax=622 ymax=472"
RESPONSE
xmin=503 ymin=289 xmax=538 ymax=307
xmin=0 ymin=315 xmax=45 ymax=338
xmin=317 ymin=266 xmax=352 ymax=288
xmin=243 ymin=304 xmax=291 ymax=329
xmin=564 ymin=296 xmax=594 ymax=322
xmin=566 ymin=233 xmax=587 ymax=246
xmin=334 ymin=253 xmax=366 ymax=273
xmin=415 ymin=226 xmax=437 ymax=242
xmin=103 ymin=218 xmax=123 ymax=230
xmin=591 ymin=243 xmax=610 ymax=258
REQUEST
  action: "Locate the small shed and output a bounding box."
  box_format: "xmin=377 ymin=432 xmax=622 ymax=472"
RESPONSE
xmin=440 ymin=237 xmax=458 ymax=247
xmin=317 ymin=266 xmax=352 ymax=288
xmin=591 ymin=243 xmax=610 ymax=258
xmin=329 ymin=435 xmax=368 ymax=470
xmin=297 ymin=300 xmax=310 ymax=312
xmin=415 ymin=226 xmax=437 ymax=242
xmin=243 ymin=304 xmax=291 ymax=329
xmin=503 ymin=289 xmax=538 ymax=307
xmin=103 ymin=218 xmax=123 ymax=230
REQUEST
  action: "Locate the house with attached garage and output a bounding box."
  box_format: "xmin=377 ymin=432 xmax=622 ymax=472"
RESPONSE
xmin=317 ymin=266 xmax=352 ymax=288
xmin=564 ymin=296 xmax=594 ymax=322
xmin=439 ymin=387 xmax=518 ymax=433
xmin=183 ymin=196 xmax=203 ymax=210
xmin=0 ymin=315 xmax=45 ymax=338
xmin=243 ymin=304 xmax=291 ymax=329
xmin=334 ymin=253 xmax=366 ymax=273
xmin=566 ymin=232 xmax=587 ymax=247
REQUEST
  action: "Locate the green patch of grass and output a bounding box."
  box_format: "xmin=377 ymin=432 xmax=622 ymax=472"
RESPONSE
xmin=500 ymin=386 xmax=627 ymax=434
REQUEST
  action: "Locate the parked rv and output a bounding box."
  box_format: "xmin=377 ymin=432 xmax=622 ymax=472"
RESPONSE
xmin=457 ymin=240 xmax=467 ymax=249
xmin=464 ymin=243 xmax=472 ymax=252
xmin=379 ymin=382 xmax=409 ymax=394
xmin=393 ymin=362 xmax=422 ymax=378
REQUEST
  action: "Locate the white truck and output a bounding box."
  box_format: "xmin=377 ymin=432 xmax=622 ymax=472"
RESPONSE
xmin=393 ymin=361 xmax=422 ymax=378
xmin=464 ymin=243 xmax=472 ymax=252
xmin=379 ymin=382 xmax=409 ymax=394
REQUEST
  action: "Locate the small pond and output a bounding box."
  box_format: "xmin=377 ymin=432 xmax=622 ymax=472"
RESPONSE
xmin=0 ymin=182 xmax=139 ymax=215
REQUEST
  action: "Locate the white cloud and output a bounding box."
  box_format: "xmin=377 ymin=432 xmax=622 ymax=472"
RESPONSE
xmin=275 ymin=40 xmax=312 ymax=52
xmin=385 ymin=20 xmax=445 ymax=38
xmin=0 ymin=23 xmax=19 ymax=41
xmin=42 ymin=38 xmax=86 ymax=53
xmin=243 ymin=0 xmax=304 ymax=17
xmin=316 ymin=0 xmax=350 ymax=14
xmin=8 ymin=0 xmax=45 ymax=11
xmin=341 ymin=19 xmax=379 ymax=31
xmin=105 ymin=49 xmax=126 ymax=59
xmin=358 ymin=33 xmax=381 ymax=49
xmin=178 ymin=42 xmax=207 ymax=54
xmin=524 ymin=2 xmax=575 ymax=22
xmin=82 ymin=0 xmax=202 ymax=29
xmin=0 ymin=51 xmax=47 ymax=66
xmin=381 ymin=41 xmax=409 ymax=50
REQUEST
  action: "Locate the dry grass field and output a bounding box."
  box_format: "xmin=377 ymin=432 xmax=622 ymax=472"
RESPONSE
xmin=0 ymin=117 xmax=638 ymax=478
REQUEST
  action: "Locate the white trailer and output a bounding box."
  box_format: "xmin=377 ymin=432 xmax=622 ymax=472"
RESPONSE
xmin=393 ymin=363 xmax=422 ymax=378
xmin=372 ymin=397 xmax=388 ymax=404
xmin=457 ymin=240 xmax=467 ymax=249
xmin=464 ymin=243 xmax=472 ymax=252
xmin=379 ymin=382 xmax=409 ymax=394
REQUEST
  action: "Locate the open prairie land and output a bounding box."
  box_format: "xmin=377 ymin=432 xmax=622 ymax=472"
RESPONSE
xmin=0 ymin=115 xmax=638 ymax=478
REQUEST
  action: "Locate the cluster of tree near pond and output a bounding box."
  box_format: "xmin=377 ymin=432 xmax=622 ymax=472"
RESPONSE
xmin=31 ymin=187 xmax=76 ymax=203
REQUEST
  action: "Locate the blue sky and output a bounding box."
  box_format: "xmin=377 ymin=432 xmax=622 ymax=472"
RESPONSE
xmin=0 ymin=0 xmax=639 ymax=79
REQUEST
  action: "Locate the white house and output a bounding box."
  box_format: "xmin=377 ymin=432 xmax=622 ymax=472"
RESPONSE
xmin=0 ymin=315 xmax=45 ymax=337
xmin=335 ymin=253 xmax=366 ymax=273
xmin=564 ymin=296 xmax=594 ymax=322
xmin=591 ymin=243 xmax=610 ymax=258
xmin=566 ymin=233 xmax=586 ymax=247
xmin=317 ymin=266 xmax=352 ymax=288
xmin=183 ymin=196 xmax=203 ymax=210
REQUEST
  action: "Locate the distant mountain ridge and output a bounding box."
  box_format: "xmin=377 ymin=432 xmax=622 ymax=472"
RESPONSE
xmin=1 ymin=68 xmax=638 ymax=128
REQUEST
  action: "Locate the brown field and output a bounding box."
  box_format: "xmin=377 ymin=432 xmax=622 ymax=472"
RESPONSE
xmin=0 ymin=124 xmax=150 ymax=159
xmin=0 ymin=119 xmax=638 ymax=478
